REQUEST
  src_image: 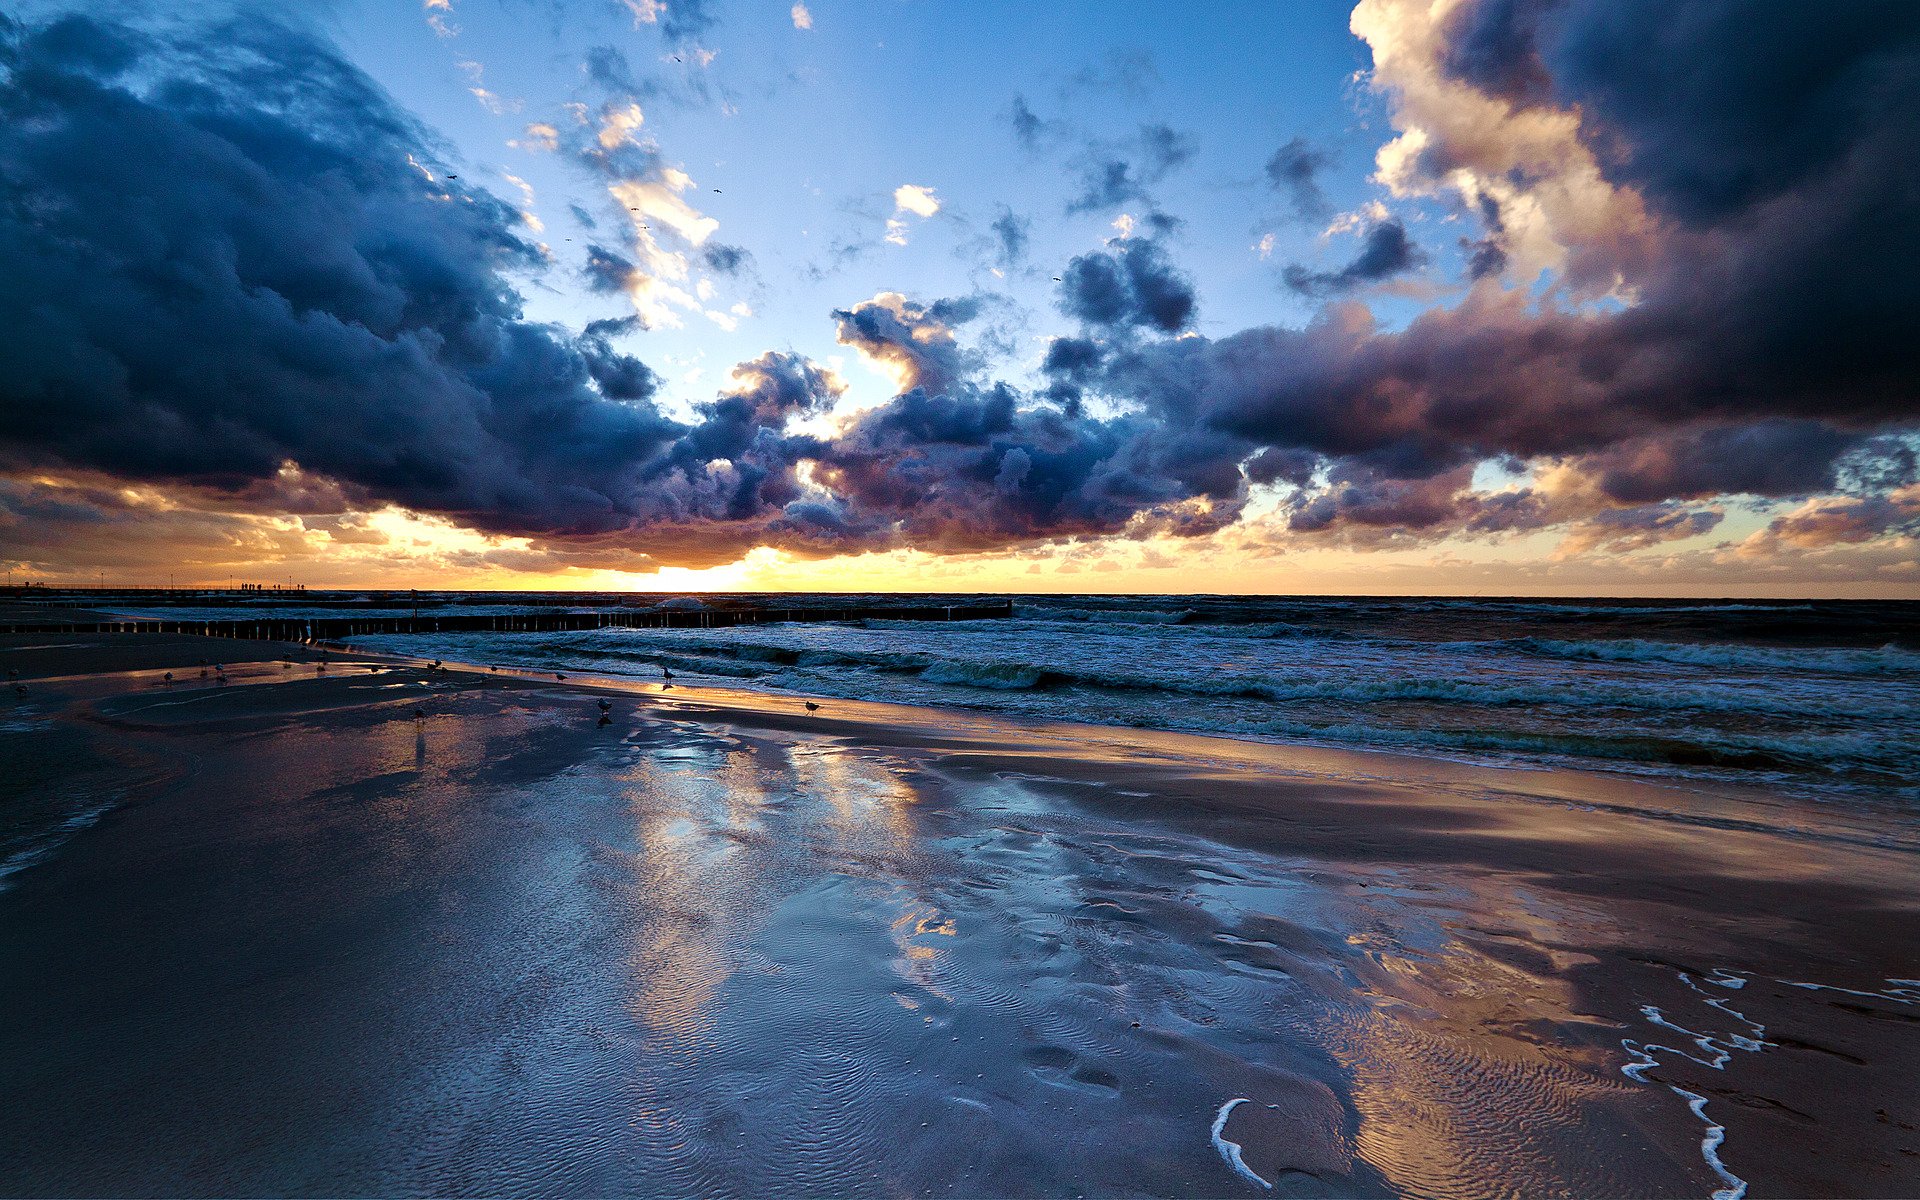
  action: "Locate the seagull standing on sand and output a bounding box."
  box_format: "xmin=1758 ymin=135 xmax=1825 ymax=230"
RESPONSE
xmin=598 ymin=699 xmax=612 ymax=713
xmin=162 ymin=672 xmax=173 ymax=686
xmin=804 ymin=701 xmax=820 ymax=713
xmin=555 ymin=672 xmax=567 ymax=681
xmin=661 ymin=665 xmax=675 ymax=680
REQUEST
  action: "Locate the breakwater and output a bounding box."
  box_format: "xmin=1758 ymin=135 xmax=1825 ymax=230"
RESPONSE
xmin=0 ymin=602 xmax=1015 ymax=641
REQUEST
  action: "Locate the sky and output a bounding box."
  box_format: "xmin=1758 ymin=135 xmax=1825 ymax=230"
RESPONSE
xmin=1 ymin=0 xmax=1917 ymax=595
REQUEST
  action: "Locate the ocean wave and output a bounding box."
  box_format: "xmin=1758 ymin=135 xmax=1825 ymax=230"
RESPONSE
xmin=919 ymin=660 xmax=1049 ymax=689
xmin=1249 ymin=718 xmax=1916 ymax=782
xmin=482 ymin=629 xmax=1916 ymax=717
xmin=1519 ymin=637 xmax=1920 ymax=675
xmin=1012 ymin=605 xmax=1196 ymax=625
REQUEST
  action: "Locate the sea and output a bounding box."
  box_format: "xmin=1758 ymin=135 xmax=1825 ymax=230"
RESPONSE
xmin=161 ymin=592 xmax=1919 ymax=808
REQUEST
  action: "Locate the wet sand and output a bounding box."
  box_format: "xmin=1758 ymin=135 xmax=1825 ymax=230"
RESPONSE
xmin=1 ymin=633 xmax=1917 ymax=1198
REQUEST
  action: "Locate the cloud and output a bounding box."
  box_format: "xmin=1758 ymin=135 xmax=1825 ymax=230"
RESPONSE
xmin=832 ymin=293 xmax=981 ymax=395
xmin=1553 ymin=503 xmax=1723 ymax=557
xmin=1740 ymin=489 xmax=1920 ymax=554
xmin=1058 ymin=239 xmax=1197 ymax=334
xmin=790 ymin=3 xmax=812 ymax=29
xmin=884 ymin=184 xmax=940 ymax=246
xmin=622 ymin=0 xmax=714 ymax=47
xmin=1007 ymin=94 xmax=1052 ymax=149
xmin=893 ymin=184 xmax=941 ymax=218
xmin=989 ymin=207 xmax=1030 ymax=266
xmin=1282 ymin=220 xmax=1426 ymax=295
xmin=1265 ymin=137 xmax=1333 ymax=221
xmin=1065 ymin=123 xmax=1197 ymax=215
xmin=3 ymin=3 xmax=1916 ymax=579
xmin=699 ymin=242 xmax=753 ymax=274
xmin=1062 ymin=49 xmax=1160 ymax=100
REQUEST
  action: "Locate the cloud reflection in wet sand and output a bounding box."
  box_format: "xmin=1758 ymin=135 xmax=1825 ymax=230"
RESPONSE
xmin=7 ymin=672 xmax=1910 ymax=1197
xmin=482 ymin=722 xmax=1714 ymax=1197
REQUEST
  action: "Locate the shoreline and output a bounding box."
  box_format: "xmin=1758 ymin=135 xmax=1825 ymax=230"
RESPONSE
xmin=3 ymin=632 xmax=1917 ymax=1196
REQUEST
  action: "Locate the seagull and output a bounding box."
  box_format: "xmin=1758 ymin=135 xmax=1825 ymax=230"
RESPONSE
xmin=555 ymin=672 xmax=567 ymax=681
xmin=488 ymin=665 xmax=499 ymax=672
xmin=413 ymin=707 xmax=426 ymax=722
xmin=598 ymin=699 xmax=612 ymax=712
xmin=661 ymin=666 xmax=675 ymax=679
xmin=804 ymin=701 xmax=821 ymax=713
xmin=163 ymin=671 xmax=173 ymax=686
xmin=446 ymin=174 xmax=458 ymax=180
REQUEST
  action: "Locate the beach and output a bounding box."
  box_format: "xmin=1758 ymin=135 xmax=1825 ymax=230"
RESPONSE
xmin=2 ymin=632 xmax=1917 ymax=1198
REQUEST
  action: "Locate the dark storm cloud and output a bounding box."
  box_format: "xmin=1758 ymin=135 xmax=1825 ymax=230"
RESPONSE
xmin=0 ymin=13 xmax=740 ymax=547
xmin=578 ymin=317 xmax=659 ymax=402
xmin=1282 ymin=221 xmax=1426 ymax=296
xmin=1584 ymin=421 xmax=1864 ymax=503
xmin=5 ymin=2 xmax=1919 ymax=570
xmin=809 ymin=387 xmax=1249 ymax=553
xmin=1058 ymin=239 xmax=1196 ymax=333
xmin=1265 ymin=137 xmax=1333 ymax=221
xmin=1445 ymin=0 xmax=1920 ymax=223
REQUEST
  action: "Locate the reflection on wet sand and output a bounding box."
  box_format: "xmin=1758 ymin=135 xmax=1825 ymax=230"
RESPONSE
xmin=0 ymin=653 xmax=1915 ymax=1197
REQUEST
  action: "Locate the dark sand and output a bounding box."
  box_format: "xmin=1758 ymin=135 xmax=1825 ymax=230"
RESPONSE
xmin=1 ymin=633 xmax=1916 ymax=1198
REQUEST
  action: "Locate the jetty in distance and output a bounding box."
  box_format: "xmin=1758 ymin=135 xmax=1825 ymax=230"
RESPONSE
xmin=0 ymin=587 xmax=1016 ymax=640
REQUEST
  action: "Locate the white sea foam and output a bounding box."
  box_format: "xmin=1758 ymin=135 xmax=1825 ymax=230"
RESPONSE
xmin=1620 ymin=970 xmax=1761 ymax=1200
xmin=1208 ymin=1098 xmax=1271 ymax=1190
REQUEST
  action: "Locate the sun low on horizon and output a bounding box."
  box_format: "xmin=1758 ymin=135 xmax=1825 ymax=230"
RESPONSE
xmin=2 ymin=0 xmax=1917 ymax=597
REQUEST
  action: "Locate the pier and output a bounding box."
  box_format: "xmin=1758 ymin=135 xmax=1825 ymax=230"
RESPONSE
xmin=0 ymin=601 xmax=1016 ymax=640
